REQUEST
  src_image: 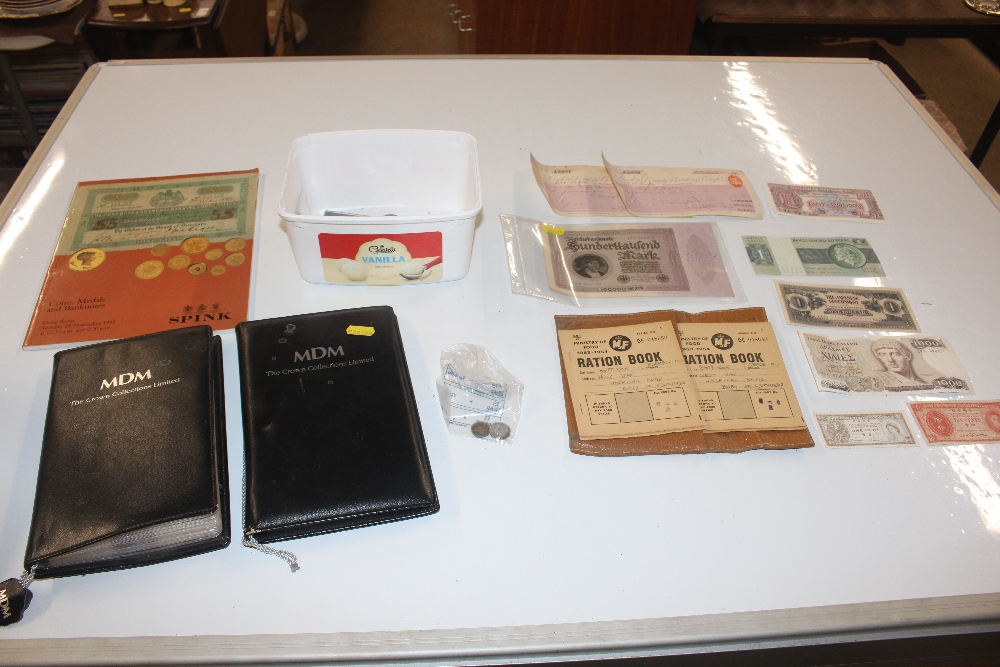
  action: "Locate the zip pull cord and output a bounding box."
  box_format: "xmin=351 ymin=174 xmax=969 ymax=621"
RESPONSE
xmin=243 ymin=534 xmax=300 ymax=573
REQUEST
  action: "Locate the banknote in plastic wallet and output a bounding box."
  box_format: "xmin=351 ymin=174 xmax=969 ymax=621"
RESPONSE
xmin=541 ymin=222 xmax=735 ymax=299
xmin=677 ymin=322 xmax=806 ymax=432
xmin=799 ymin=333 xmax=973 ymax=395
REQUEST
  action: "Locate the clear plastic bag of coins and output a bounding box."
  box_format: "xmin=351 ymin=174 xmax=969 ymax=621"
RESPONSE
xmin=436 ymin=344 xmax=523 ymax=444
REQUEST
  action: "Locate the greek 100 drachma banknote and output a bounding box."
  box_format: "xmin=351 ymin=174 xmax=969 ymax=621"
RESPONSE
xmin=742 ymin=236 xmax=885 ymax=277
xmin=775 ymin=282 xmax=920 ymax=332
xmin=815 ymin=413 xmax=917 ymax=447
xmin=800 ymin=333 xmax=973 ymax=395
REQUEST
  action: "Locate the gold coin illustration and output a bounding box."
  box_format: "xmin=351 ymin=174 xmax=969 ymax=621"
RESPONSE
xmin=205 ymin=248 xmax=223 ymax=261
xmin=168 ymin=254 xmax=191 ymax=270
xmin=68 ymin=248 xmax=106 ymax=271
xmin=210 ymin=265 xmax=226 ymax=276
xmin=188 ymin=262 xmax=207 ymax=276
xmin=224 ymin=237 xmax=246 ymax=252
xmin=225 ymin=252 xmax=246 ymax=267
xmin=135 ymin=260 xmax=164 ymax=280
xmin=181 ymin=236 xmax=210 ymax=255
xmin=150 ymin=243 xmax=171 ymax=256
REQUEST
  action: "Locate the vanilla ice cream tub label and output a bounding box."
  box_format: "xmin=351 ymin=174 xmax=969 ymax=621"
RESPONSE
xmin=319 ymin=232 xmax=443 ymax=285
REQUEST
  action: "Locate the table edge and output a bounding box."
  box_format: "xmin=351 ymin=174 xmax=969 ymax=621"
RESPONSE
xmin=2 ymin=592 xmax=999 ymax=665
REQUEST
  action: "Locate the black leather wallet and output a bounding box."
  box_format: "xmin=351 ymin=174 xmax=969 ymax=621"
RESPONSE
xmin=236 ymin=306 xmax=438 ymax=544
xmin=24 ymin=326 xmax=230 ymax=579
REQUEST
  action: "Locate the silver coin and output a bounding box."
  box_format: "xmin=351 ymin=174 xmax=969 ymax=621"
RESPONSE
xmin=489 ymin=422 xmax=511 ymax=439
xmin=470 ymin=421 xmax=490 ymax=437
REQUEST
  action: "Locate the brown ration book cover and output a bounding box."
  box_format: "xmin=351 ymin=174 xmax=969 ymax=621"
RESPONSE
xmin=554 ymin=307 xmax=813 ymax=456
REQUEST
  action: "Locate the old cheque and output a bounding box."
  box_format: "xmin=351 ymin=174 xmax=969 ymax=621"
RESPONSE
xmin=800 ymin=333 xmax=973 ymax=395
xmin=775 ymin=281 xmax=920 ymax=332
xmin=530 ymin=154 xmax=630 ymax=216
xmin=542 ymin=223 xmax=735 ymax=299
xmin=603 ymin=157 xmax=761 ymax=218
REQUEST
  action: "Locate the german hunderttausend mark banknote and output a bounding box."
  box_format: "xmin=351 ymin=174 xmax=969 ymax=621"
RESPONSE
xmin=743 ymin=236 xmax=885 ymax=277
xmin=815 ymin=413 xmax=916 ymax=447
xmin=767 ymin=183 xmax=886 ymax=221
xmin=800 ymin=333 xmax=973 ymax=395
xmin=776 ymin=282 xmax=920 ymax=332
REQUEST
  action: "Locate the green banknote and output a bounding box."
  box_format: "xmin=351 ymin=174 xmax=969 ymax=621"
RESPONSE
xmin=742 ymin=236 xmax=884 ymax=277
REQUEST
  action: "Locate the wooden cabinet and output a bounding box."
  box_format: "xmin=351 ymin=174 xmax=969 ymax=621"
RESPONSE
xmin=447 ymin=0 xmax=698 ymax=55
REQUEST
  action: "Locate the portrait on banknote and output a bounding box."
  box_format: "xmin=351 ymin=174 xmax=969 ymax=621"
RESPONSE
xmin=742 ymin=236 xmax=885 ymax=277
xmin=800 ymin=333 xmax=973 ymax=395
xmin=542 ymin=223 xmax=735 ymax=299
xmin=815 ymin=413 xmax=917 ymax=447
xmin=909 ymin=401 xmax=1000 ymax=445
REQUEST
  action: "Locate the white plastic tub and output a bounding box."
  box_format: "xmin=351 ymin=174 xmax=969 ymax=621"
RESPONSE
xmin=278 ymin=130 xmax=482 ymax=285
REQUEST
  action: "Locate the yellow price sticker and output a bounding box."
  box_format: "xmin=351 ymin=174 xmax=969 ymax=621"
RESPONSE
xmin=346 ymin=325 xmax=375 ymax=337
xmin=541 ymin=224 xmax=564 ymax=235
xmin=113 ymin=12 xmax=125 ymax=16
xmin=179 ymin=6 xmax=192 ymax=11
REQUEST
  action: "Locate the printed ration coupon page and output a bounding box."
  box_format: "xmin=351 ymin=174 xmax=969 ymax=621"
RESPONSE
xmin=677 ymin=322 xmax=806 ymax=431
xmin=556 ymin=322 xmax=703 ymax=439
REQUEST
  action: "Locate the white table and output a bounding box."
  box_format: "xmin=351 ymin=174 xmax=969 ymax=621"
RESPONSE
xmin=2 ymin=56 xmax=999 ymax=665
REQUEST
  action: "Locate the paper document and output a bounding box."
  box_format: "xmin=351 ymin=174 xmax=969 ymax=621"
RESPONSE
xmin=556 ymin=322 xmax=703 ymax=439
xmin=677 ymin=322 xmax=806 ymax=432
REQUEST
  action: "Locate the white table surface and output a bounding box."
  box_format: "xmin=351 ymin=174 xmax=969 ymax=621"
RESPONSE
xmin=2 ymin=56 xmax=1000 ymax=665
